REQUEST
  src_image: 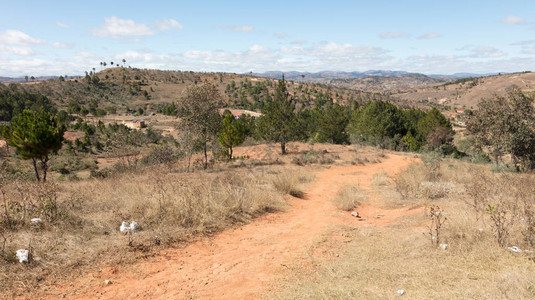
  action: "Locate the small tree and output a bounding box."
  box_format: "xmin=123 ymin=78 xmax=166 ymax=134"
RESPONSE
xmin=468 ymin=90 xmax=535 ymax=170
xmin=4 ymin=110 xmax=65 ymax=181
xmin=218 ymin=113 xmax=246 ymax=160
xmin=258 ymin=76 xmax=296 ymax=154
xmin=176 ymin=83 xmax=223 ymax=169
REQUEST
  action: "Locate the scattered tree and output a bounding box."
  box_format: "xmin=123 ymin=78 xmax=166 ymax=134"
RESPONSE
xmin=467 ymin=89 xmax=535 ymax=170
xmin=257 ymin=76 xmax=296 ymax=154
xmin=3 ymin=110 xmax=65 ymax=181
xmin=176 ymin=83 xmax=224 ymax=169
xmin=218 ymin=113 xmax=246 ymax=160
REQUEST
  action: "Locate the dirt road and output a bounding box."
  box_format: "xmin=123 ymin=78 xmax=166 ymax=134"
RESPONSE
xmin=51 ymin=154 xmax=417 ymax=299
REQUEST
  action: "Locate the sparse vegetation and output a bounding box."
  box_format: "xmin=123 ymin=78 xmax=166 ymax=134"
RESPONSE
xmin=333 ymin=185 xmax=366 ymax=211
xmin=2 ymin=66 xmax=535 ymax=298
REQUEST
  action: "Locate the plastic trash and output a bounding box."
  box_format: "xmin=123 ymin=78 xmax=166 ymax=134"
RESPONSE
xmin=351 ymin=212 xmax=360 ymax=218
xmin=119 ymin=221 xmax=129 ymax=233
xmin=509 ymin=246 xmax=522 ymax=253
xmin=16 ymin=249 xmax=29 ymax=263
xmin=120 ymin=221 xmax=139 ymax=233
xmin=439 ymin=243 xmax=448 ymax=250
xmin=397 ymin=289 xmax=405 ymax=295
xmin=30 ymin=218 xmax=42 ymax=223
xmin=129 ymin=221 xmax=138 ymax=230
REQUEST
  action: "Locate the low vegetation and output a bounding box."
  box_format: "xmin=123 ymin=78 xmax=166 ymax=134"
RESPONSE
xmin=270 ymin=157 xmax=535 ymax=298
xmin=333 ymin=185 xmax=366 ymax=211
xmin=0 ymin=163 xmax=311 ymax=296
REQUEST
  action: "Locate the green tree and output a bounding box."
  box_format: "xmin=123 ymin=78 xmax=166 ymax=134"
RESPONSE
xmin=315 ymin=102 xmax=351 ymax=144
xmin=176 ymin=83 xmax=223 ymax=169
xmin=3 ymin=110 xmax=65 ymax=181
xmin=257 ymin=76 xmax=296 ymax=154
xmin=467 ymin=89 xmax=535 ymax=170
xmin=347 ymin=100 xmax=406 ymax=148
xmin=417 ymin=107 xmax=452 ymax=138
xmin=218 ymin=113 xmax=246 ymax=160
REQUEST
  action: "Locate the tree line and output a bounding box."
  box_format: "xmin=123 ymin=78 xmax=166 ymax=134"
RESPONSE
xmin=176 ymin=76 xmax=458 ymax=163
xmin=12 ymin=76 xmax=534 ymax=182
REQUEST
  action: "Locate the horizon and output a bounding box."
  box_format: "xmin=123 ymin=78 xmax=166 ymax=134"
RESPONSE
xmin=1 ymin=0 xmax=534 ymax=77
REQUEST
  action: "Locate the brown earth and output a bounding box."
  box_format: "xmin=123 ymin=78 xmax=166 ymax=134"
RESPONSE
xmin=390 ymin=72 xmax=535 ymax=110
xmin=45 ymin=153 xmax=419 ymax=299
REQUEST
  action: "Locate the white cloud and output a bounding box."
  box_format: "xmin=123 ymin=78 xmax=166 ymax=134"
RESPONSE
xmin=281 ymin=42 xmax=387 ymax=60
xmin=274 ymin=31 xmax=287 ymax=38
xmin=291 ymin=40 xmax=307 ymax=45
xmin=155 ymin=18 xmax=183 ymax=31
xmin=470 ymin=46 xmax=506 ymax=58
xmin=0 ymin=30 xmax=44 ymax=45
xmin=217 ymin=25 xmax=255 ymax=32
xmin=418 ymin=33 xmax=442 ymax=39
xmin=309 ymin=42 xmax=387 ymax=58
xmin=56 ymin=22 xmax=69 ymax=29
xmin=511 ymin=40 xmax=535 ymax=46
xmin=92 ymin=16 xmax=154 ymax=39
xmin=0 ymin=45 xmax=36 ymax=56
xmin=52 ymin=42 xmax=74 ymax=49
xmin=379 ymin=32 xmax=408 ymax=39
xmin=502 ymin=15 xmax=528 ymax=25
xmin=232 ymin=25 xmax=254 ymax=32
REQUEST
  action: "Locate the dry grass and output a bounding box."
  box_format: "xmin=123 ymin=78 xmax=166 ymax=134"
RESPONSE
xmin=269 ymin=224 xmax=535 ymax=299
xmin=332 ymin=185 xmax=366 ymax=211
xmin=0 ymin=164 xmax=310 ymax=297
xmin=270 ymin=169 xmax=316 ymax=199
xmin=370 ymin=171 xmax=392 ymax=187
xmin=269 ymin=158 xmax=535 ymax=299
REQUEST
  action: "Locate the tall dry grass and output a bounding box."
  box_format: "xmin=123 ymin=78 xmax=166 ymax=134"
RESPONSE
xmin=0 ymin=164 xmax=311 ymax=297
xmin=333 ymin=185 xmax=366 ymax=211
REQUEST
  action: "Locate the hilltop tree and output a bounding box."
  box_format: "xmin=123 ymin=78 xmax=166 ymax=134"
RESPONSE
xmin=467 ymin=89 xmax=535 ymax=170
xmin=3 ymin=110 xmax=65 ymax=181
xmin=257 ymin=76 xmax=296 ymax=154
xmin=176 ymin=83 xmax=224 ymax=169
xmin=218 ymin=113 xmax=246 ymax=160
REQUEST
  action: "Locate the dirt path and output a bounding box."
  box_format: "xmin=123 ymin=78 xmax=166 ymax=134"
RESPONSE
xmin=50 ymin=154 xmax=417 ymax=299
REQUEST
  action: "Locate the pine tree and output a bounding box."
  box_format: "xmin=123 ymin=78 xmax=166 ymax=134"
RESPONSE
xmin=4 ymin=110 xmax=65 ymax=181
xmin=218 ymin=113 xmax=246 ymax=160
xmin=258 ymin=76 xmax=296 ymax=154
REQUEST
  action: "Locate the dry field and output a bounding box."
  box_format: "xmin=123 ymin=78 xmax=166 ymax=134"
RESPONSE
xmin=2 ymin=143 xmax=535 ymax=299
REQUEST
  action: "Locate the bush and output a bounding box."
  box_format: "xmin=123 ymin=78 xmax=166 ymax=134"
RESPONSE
xmin=333 ymin=185 xmax=366 ymax=211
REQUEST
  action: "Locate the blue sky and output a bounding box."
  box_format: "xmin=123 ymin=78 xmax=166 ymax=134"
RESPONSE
xmin=1 ymin=0 xmax=534 ymax=76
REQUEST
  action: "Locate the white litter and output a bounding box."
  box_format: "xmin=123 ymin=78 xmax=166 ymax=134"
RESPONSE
xmin=478 ymin=228 xmax=483 ymax=233
xmin=351 ymin=211 xmax=360 ymax=218
xmin=16 ymin=249 xmax=29 ymax=263
xmin=509 ymin=246 xmax=522 ymax=253
xmin=120 ymin=221 xmax=139 ymax=233
xmin=439 ymin=243 xmax=448 ymax=250
xmin=30 ymin=218 xmax=42 ymax=223
xmin=397 ymin=289 xmax=405 ymax=295
xmin=129 ymin=221 xmax=138 ymax=230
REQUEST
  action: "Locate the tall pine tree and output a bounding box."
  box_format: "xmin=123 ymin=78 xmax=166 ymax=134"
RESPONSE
xmin=257 ymin=75 xmax=296 ymax=154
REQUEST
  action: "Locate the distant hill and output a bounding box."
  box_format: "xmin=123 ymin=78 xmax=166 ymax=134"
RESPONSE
xmin=0 ymin=67 xmax=393 ymax=115
xmin=0 ymin=76 xmax=61 ymax=83
xmin=252 ymin=70 xmax=411 ymax=81
xmin=386 ymin=71 xmax=535 ymax=110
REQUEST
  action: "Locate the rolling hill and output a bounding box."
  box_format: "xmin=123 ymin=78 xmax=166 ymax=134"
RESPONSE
xmin=0 ymin=67 xmax=393 ymax=115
